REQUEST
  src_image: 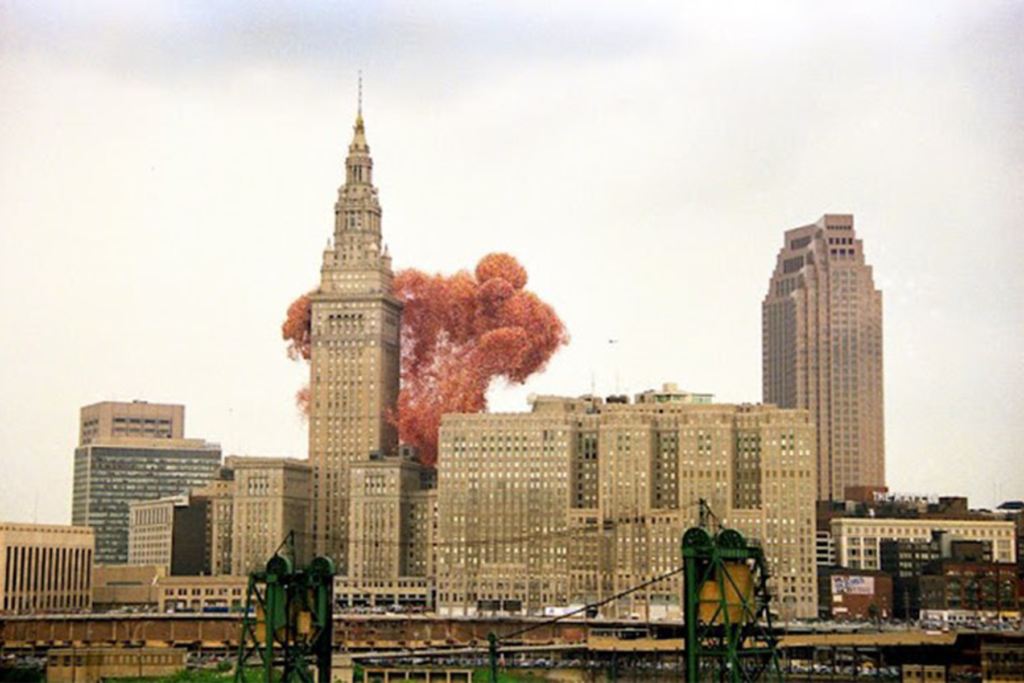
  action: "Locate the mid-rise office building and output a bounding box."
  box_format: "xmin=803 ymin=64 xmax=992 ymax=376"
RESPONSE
xmin=122 ymin=458 xmax=310 ymax=578
xmin=920 ymin=561 xmax=1020 ymax=620
xmin=0 ymin=522 xmax=94 ymax=614
xmin=308 ymin=108 xmax=403 ymax=572
xmin=831 ymin=517 xmax=1016 ymax=571
xmin=71 ymin=401 xmax=221 ymax=564
xmin=193 ymin=471 xmax=235 ymax=576
xmin=880 ymin=538 xmax=940 ymax=619
xmin=763 ymin=214 xmax=884 ymax=501
xmin=229 ymin=456 xmax=313 ymax=576
xmin=436 ymin=390 xmax=818 ymax=619
xmin=127 ymin=494 xmax=208 ymax=575
xmin=336 ymin=446 xmax=435 ymax=609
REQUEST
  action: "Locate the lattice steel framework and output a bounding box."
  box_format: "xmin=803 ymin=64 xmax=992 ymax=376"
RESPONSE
xmin=683 ymin=519 xmax=783 ymax=683
xmin=235 ymin=538 xmax=336 ymax=683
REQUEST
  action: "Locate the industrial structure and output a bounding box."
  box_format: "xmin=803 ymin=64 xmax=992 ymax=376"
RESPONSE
xmin=682 ymin=507 xmax=782 ymax=683
xmin=235 ymin=538 xmax=336 ymax=683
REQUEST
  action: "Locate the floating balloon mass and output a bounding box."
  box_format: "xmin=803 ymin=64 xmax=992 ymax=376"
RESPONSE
xmin=282 ymin=253 xmax=568 ymax=468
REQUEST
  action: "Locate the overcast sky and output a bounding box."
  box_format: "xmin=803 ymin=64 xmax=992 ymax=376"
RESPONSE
xmin=1 ymin=1 xmax=1021 ymax=523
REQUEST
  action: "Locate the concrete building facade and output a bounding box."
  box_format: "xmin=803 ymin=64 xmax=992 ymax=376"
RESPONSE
xmin=229 ymin=456 xmax=313 ymax=576
xmin=157 ymin=574 xmax=248 ymax=612
xmin=831 ymin=517 xmax=1017 ymax=571
xmin=71 ymin=401 xmax=221 ymax=565
xmin=335 ymin=445 xmax=437 ymax=609
xmin=763 ymin=214 xmax=884 ymax=501
xmin=47 ymin=647 xmax=186 ymax=683
xmin=308 ymin=109 xmax=403 ymax=572
xmin=0 ymin=522 xmax=95 ymax=614
xmin=79 ymin=400 xmax=184 ymax=445
xmin=92 ymin=564 xmax=165 ymax=611
xmin=127 ymin=494 xmax=208 ymax=575
xmin=436 ymin=392 xmax=818 ymax=619
xmin=192 ymin=472 xmax=235 ymax=576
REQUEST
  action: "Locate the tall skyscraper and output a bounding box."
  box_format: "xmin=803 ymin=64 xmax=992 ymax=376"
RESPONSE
xmin=763 ymin=214 xmax=884 ymax=501
xmin=309 ymin=109 xmax=402 ymax=570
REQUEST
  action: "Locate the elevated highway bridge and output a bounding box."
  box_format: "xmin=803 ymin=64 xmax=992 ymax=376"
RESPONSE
xmin=0 ymin=613 xmax=999 ymax=656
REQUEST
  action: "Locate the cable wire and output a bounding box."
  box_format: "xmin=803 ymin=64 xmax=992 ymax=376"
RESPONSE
xmin=498 ymin=564 xmax=685 ymax=643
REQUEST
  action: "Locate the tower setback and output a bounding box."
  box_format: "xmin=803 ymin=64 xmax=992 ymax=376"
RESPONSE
xmin=308 ymin=110 xmax=403 ymax=571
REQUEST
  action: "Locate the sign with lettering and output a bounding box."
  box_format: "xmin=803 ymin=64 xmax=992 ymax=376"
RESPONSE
xmin=831 ymin=575 xmax=874 ymax=595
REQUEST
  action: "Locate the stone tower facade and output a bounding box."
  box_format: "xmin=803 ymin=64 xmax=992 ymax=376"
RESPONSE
xmin=763 ymin=214 xmax=884 ymax=501
xmin=309 ymin=110 xmax=402 ymax=570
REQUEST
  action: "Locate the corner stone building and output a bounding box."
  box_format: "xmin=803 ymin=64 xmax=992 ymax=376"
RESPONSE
xmin=763 ymin=214 xmax=884 ymax=501
xmin=309 ymin=109 xmax=402 ymax=573
xmin=436 ymin=394 xmax=818 ymax=620
xmin=229 ymin=456 xmax=313 ymax=576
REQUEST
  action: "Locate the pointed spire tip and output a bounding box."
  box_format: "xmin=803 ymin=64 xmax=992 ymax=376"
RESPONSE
xmin=355 ymin=70 xmax=364 ymax=131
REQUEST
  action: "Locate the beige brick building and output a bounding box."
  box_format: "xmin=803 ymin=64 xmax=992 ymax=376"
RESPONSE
xmin=92 ymin=564 xmax=165 ymax=611
xmin=340 ymin=447 xmax=436 ymax=608
xmin=157 ymin=574 xmax=247 ymax=612
xmin=436 ymin=392 xmax=818 ymax=620
xmin=121 ymin=458 xmax=310 ymax=579
xmin=48 ymin=647 xmax=186 ymax=683
xmin=0 ymin=522 xmax=95 ymax=614
xmin=763 ymin=214 xmax=884 ymax=501
xmin=229 ymin=456 xmax=313 ymax=575
xmin=127 ymin=493 xmax=209 ymax=575
xmin=308 ymin=109 xmax=403 ymax=572
xmin=193 ymin=474 xmax=235 ymax=576
xmin=128 ymin=495 xmax=186 ymax=568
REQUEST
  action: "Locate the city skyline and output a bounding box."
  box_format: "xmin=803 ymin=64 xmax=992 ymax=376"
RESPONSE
xmin=1 ymin=2 xmax=1022 ymax=523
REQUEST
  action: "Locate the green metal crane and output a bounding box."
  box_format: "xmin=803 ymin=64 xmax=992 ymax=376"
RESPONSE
xmin=682 ymin=503 xmax=783 ymax=683
xmin=235 ymin=534 xmax=336 ymax=682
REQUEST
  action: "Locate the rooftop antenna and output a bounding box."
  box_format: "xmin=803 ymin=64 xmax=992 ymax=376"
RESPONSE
xmin=358 ymin=70 xmax=363 ymax=117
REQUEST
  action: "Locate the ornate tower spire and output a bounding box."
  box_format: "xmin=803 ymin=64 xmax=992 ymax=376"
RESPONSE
xmin=310 ymin=89 xmax=403 ymax=571
xmin=328 ymin=93 xmax=385 ymax=273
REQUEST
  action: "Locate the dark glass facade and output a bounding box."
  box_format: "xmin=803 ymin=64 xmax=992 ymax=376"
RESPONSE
xmin=71 ymin=444 xmax=221 ymax=564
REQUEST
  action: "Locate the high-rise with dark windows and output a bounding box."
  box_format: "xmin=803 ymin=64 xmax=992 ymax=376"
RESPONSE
xmin=71 ymin=401 xmax=221 ymax=564
xmin=763 ymin=214 xmax=884 ymax=501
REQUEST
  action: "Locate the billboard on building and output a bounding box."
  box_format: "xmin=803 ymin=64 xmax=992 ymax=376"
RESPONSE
xmin=831 ymin=575 xmax=875 ymax=596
